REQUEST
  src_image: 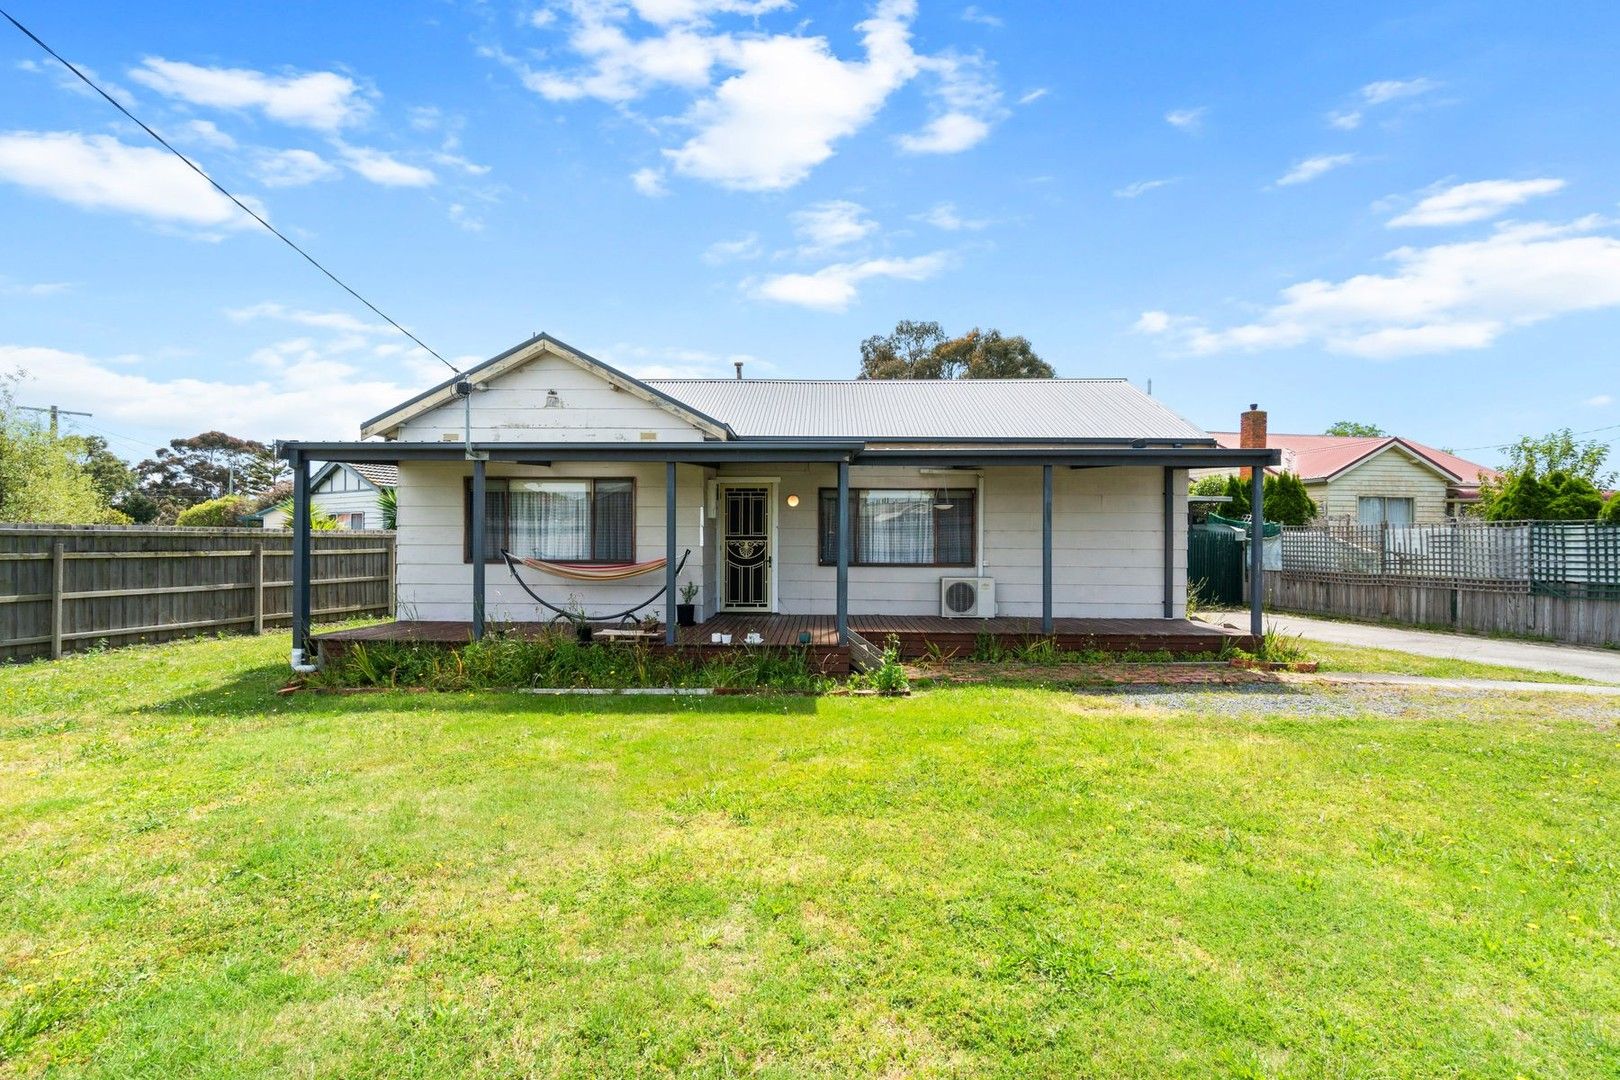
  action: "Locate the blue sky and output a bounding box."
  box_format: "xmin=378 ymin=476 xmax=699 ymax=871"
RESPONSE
xmin=2 ymin=0 xmax=1618 ymax=466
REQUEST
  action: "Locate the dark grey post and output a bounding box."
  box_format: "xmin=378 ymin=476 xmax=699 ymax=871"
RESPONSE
xmin=665 ymin=461 xmax=678 ymax=646
xmin=1042 ymin=463 xmax=1054 ymax=634
xmin=470 ymin=457 xmax=486 ymax=640
xmin=1163 ymin=466 xmax=1176 ymax=618
xmin=1249 ymin=465 xmax=1265 ymax=638
xmin=836 ymin=459 xmax=850 ymax=645
xmin=290 ymin=452 xmax=311 ymax=655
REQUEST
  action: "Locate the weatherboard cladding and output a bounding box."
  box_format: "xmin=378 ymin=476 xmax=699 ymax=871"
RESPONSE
xmin=642 ymin=379 xmax=1210 ymax=442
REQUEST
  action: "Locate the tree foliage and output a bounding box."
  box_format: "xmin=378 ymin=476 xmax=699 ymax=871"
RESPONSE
xmin=1482 ymin=471 xmax=1606 ymax=522
xmin=0 ymin=379 xmax=118 ymax=523
xmin=67 ymin=435 xmax=136 ymax=505
xmin=1479 ymin=428 xmax=1614 ymax=521
xmin=1219 ymin=471 xmax=1317 ymax=525
xmin=378 ymin=486 xmax=398 ymax=530
xmin=174 ymin=494 xmax=255 ymax=528
xmin=1600 ymin=495 xmax=1620 ymax=524
xmin=1189 ymin=475 xmax=1230 ymax=497
xmin=1263 ymin=471 xmax=1319 ymax=526
xmin=858 ymin=321 xmax=1055 ymax=379
xmin=136 ymin=431 xmax=282 ymax=513
xmin=1324 ymin=420 xmax=1386 ymax=438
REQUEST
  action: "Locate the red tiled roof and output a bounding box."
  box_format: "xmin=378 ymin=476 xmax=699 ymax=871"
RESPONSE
xmin=1209 ymin=432 xmax=1500 ymax=486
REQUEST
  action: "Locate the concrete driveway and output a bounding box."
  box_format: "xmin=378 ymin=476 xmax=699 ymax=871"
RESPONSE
xmin=1205 ymin=610 xmax=1620 ymax=684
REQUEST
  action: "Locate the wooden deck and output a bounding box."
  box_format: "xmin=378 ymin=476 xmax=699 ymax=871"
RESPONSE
xmin=313 ymin=614 xmax=1251 ymax=675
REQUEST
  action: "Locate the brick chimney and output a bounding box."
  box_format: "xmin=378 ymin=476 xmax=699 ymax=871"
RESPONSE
xmin=1239 ymin=403 xmax=1267 ymax=478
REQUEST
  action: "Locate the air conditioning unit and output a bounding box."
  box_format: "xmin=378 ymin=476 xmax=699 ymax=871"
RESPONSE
xmin=940 ymin=576 xmax=996 ymax=618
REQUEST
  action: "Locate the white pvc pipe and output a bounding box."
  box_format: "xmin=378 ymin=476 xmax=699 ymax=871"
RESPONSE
xmin=289 ymin=648 xmax=319 ymax=674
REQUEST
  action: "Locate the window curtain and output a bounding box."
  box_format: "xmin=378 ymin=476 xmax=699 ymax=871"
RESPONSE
xmin=859 ymin=490 xmax=934 ymax=563
xmin=818 ymin=488 xmax=975 ymax=565
xmin=512 ymin=481 xmax=590 ymax=559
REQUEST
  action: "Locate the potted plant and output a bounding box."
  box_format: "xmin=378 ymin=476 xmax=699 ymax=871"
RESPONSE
xmin=676 ymin=581 xmax=699 ymax=627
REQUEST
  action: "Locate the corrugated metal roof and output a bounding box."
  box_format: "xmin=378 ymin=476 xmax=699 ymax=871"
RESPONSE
xmin=643 ymin=379 xmax=1211 ymax=441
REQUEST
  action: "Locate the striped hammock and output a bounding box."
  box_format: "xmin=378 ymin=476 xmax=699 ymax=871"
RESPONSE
xmin=517 ymin=555 xmax=668 ymax=581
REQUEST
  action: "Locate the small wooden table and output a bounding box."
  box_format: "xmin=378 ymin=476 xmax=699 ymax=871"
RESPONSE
xmin=594 ymin=627 xmax=660 ymax=644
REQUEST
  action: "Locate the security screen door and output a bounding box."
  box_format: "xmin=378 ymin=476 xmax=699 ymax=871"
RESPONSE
xmin=721 ymin=485 xmax=771 ymax=610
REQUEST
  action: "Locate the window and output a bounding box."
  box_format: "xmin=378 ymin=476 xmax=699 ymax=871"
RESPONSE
xmin=1357 ymin=496 xmax=1414 ymax=525
xmin=335 ymin=512 xmax=365 ymax=530
xmin=465 ymin=478 xmax=635 ymax=563
xmin=817 ymin=488 xmax=975 ymax=566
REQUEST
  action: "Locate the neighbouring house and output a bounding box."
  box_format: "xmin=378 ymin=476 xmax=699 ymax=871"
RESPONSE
xmin=1207 ymin=406 xmax=1500 ymax=523
xmin=276 ymin=333 xmax=1276 ymax=668
xmin=252 ymin=462 xmax=397 ymax=529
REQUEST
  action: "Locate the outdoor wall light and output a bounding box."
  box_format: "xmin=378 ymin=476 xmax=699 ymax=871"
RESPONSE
xmin=786 ymin=493 xmax=800 ymax=507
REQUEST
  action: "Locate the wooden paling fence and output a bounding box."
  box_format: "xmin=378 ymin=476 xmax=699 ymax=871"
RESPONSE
xmin=1258 ymin=520 xmax=1620 ymax=647
xmin=0 ymin=525 xmax=395 ymax=663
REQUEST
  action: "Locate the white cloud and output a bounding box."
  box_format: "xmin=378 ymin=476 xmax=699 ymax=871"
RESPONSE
xmin=750 ymin=252 xmax=947 ymax=312
xmin=129 ymin=57 xmax=370 ymax=131
xmin=1137 ymin=216 xmax=1620 ymax=359
xmin=503 ymin=0 xmax=1001 ymax=191
xmin=960 ymin=5 xmax=1003 ymax=27
xmin=1275 ymin=153 xmax=1355 ymax=187
xmin=897 ymin=111 xmax=990 ymax=154
xmin=251 ymin=148 xmax=338 ymax=188
xmin=916 ymin=201 xmax=988 ymax=230
xmin=226 ymin=302 xmax=388 ymax=335
xmin=664 ymin=2 xmax=922 ymax=189
xmin=900 ymin=50 xmax=1001 ymax=155
xmin=791 ymin=200 xmax=877 ymax=252
xmin=448 ymin=203 xmax=486 ymax=232
xmin=1133 ymin=310 xmax=1171 ymax=334
xmin=0 ymin=131 xmax=254 ymax=229
xmin=1017 ymin=87 xmax=1048 ymax=106
xmin=1585 ymin=394 xmax=1613 ymax=407
xmin=1328 ymin=76 xmax=1436 ymax=130
xmin=180 ymin=119 xmax=237 ymax=150
xmin=1165 ymin=106 xmax=1206 ymax=131
xmin=1388 ymin=178 xmax=1565 ymax=227
xmin=0 ymin=278 xmax=71 ymax=297
xmin=1114 ymin=177 xmax=1178 ymax=198
xmin=333 ymin=143 xmax=436 ymax=187
xmin=0 ymin=342 xmax=428 ymax=442
xmin=631 ymin=166 xmax=668 ymax=196
xmin=702 ymin=232 xmax=762 ymax=263
xmin=629 ymin=0 xmax=793 ymax=25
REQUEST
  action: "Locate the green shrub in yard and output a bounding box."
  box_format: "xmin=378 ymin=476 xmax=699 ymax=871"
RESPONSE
xmin=312 ymin=630 xmax=834 ymax=692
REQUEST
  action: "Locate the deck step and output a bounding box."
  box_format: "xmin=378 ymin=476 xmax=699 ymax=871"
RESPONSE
xmin=846 ymin=629 xmax=887 ymax=673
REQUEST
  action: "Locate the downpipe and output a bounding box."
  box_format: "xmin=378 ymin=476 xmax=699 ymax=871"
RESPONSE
xmin=289 ymin=648 xmax=320 ymax=674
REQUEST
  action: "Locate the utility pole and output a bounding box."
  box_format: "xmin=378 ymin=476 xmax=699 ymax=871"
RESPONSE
xmin=20 ymin=404 xmax=92 ymax=437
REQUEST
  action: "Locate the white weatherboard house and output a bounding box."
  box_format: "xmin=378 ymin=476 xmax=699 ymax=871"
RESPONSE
xmin=255 ymin=462 xmax=396 ymax=530
xmin=279 ymin=334 xmax=1275 ymax=670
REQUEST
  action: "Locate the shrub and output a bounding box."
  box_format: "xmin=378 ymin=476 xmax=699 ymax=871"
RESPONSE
xmin=175 ymin=494 xmax=253 ymax=527
xmin=312 ymin=630 xmax=835 ymax=693
xmin=1600 ymin=495 xmax=1620 ymax=524
xmin=1483 ymin=470 xmax=1606 ymax=521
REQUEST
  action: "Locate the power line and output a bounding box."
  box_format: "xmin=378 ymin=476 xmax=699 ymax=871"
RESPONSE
xmin=0 ymin=6 xmax=460 ymax=375
xmin=1451 ymin=422 xmax=1620 ymax=454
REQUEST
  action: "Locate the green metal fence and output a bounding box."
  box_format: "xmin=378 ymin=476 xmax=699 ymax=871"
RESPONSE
xmin=1189 ymin=526 xmax=1244 ymax=606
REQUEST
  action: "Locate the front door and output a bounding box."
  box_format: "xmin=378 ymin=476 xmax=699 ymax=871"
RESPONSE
xmin=721 ymin=485 xmax=772 ymax=611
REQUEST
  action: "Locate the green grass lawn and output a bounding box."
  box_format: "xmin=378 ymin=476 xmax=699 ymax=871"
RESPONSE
xmin=2 ymin=635 xmax=1618 ymax=1078
xmin=1300 ymin=640 xmax=1604 ymax=684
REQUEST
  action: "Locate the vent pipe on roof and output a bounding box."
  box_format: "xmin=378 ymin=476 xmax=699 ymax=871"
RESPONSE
xmin=734 ymin=360 xmax=744 ymax=380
